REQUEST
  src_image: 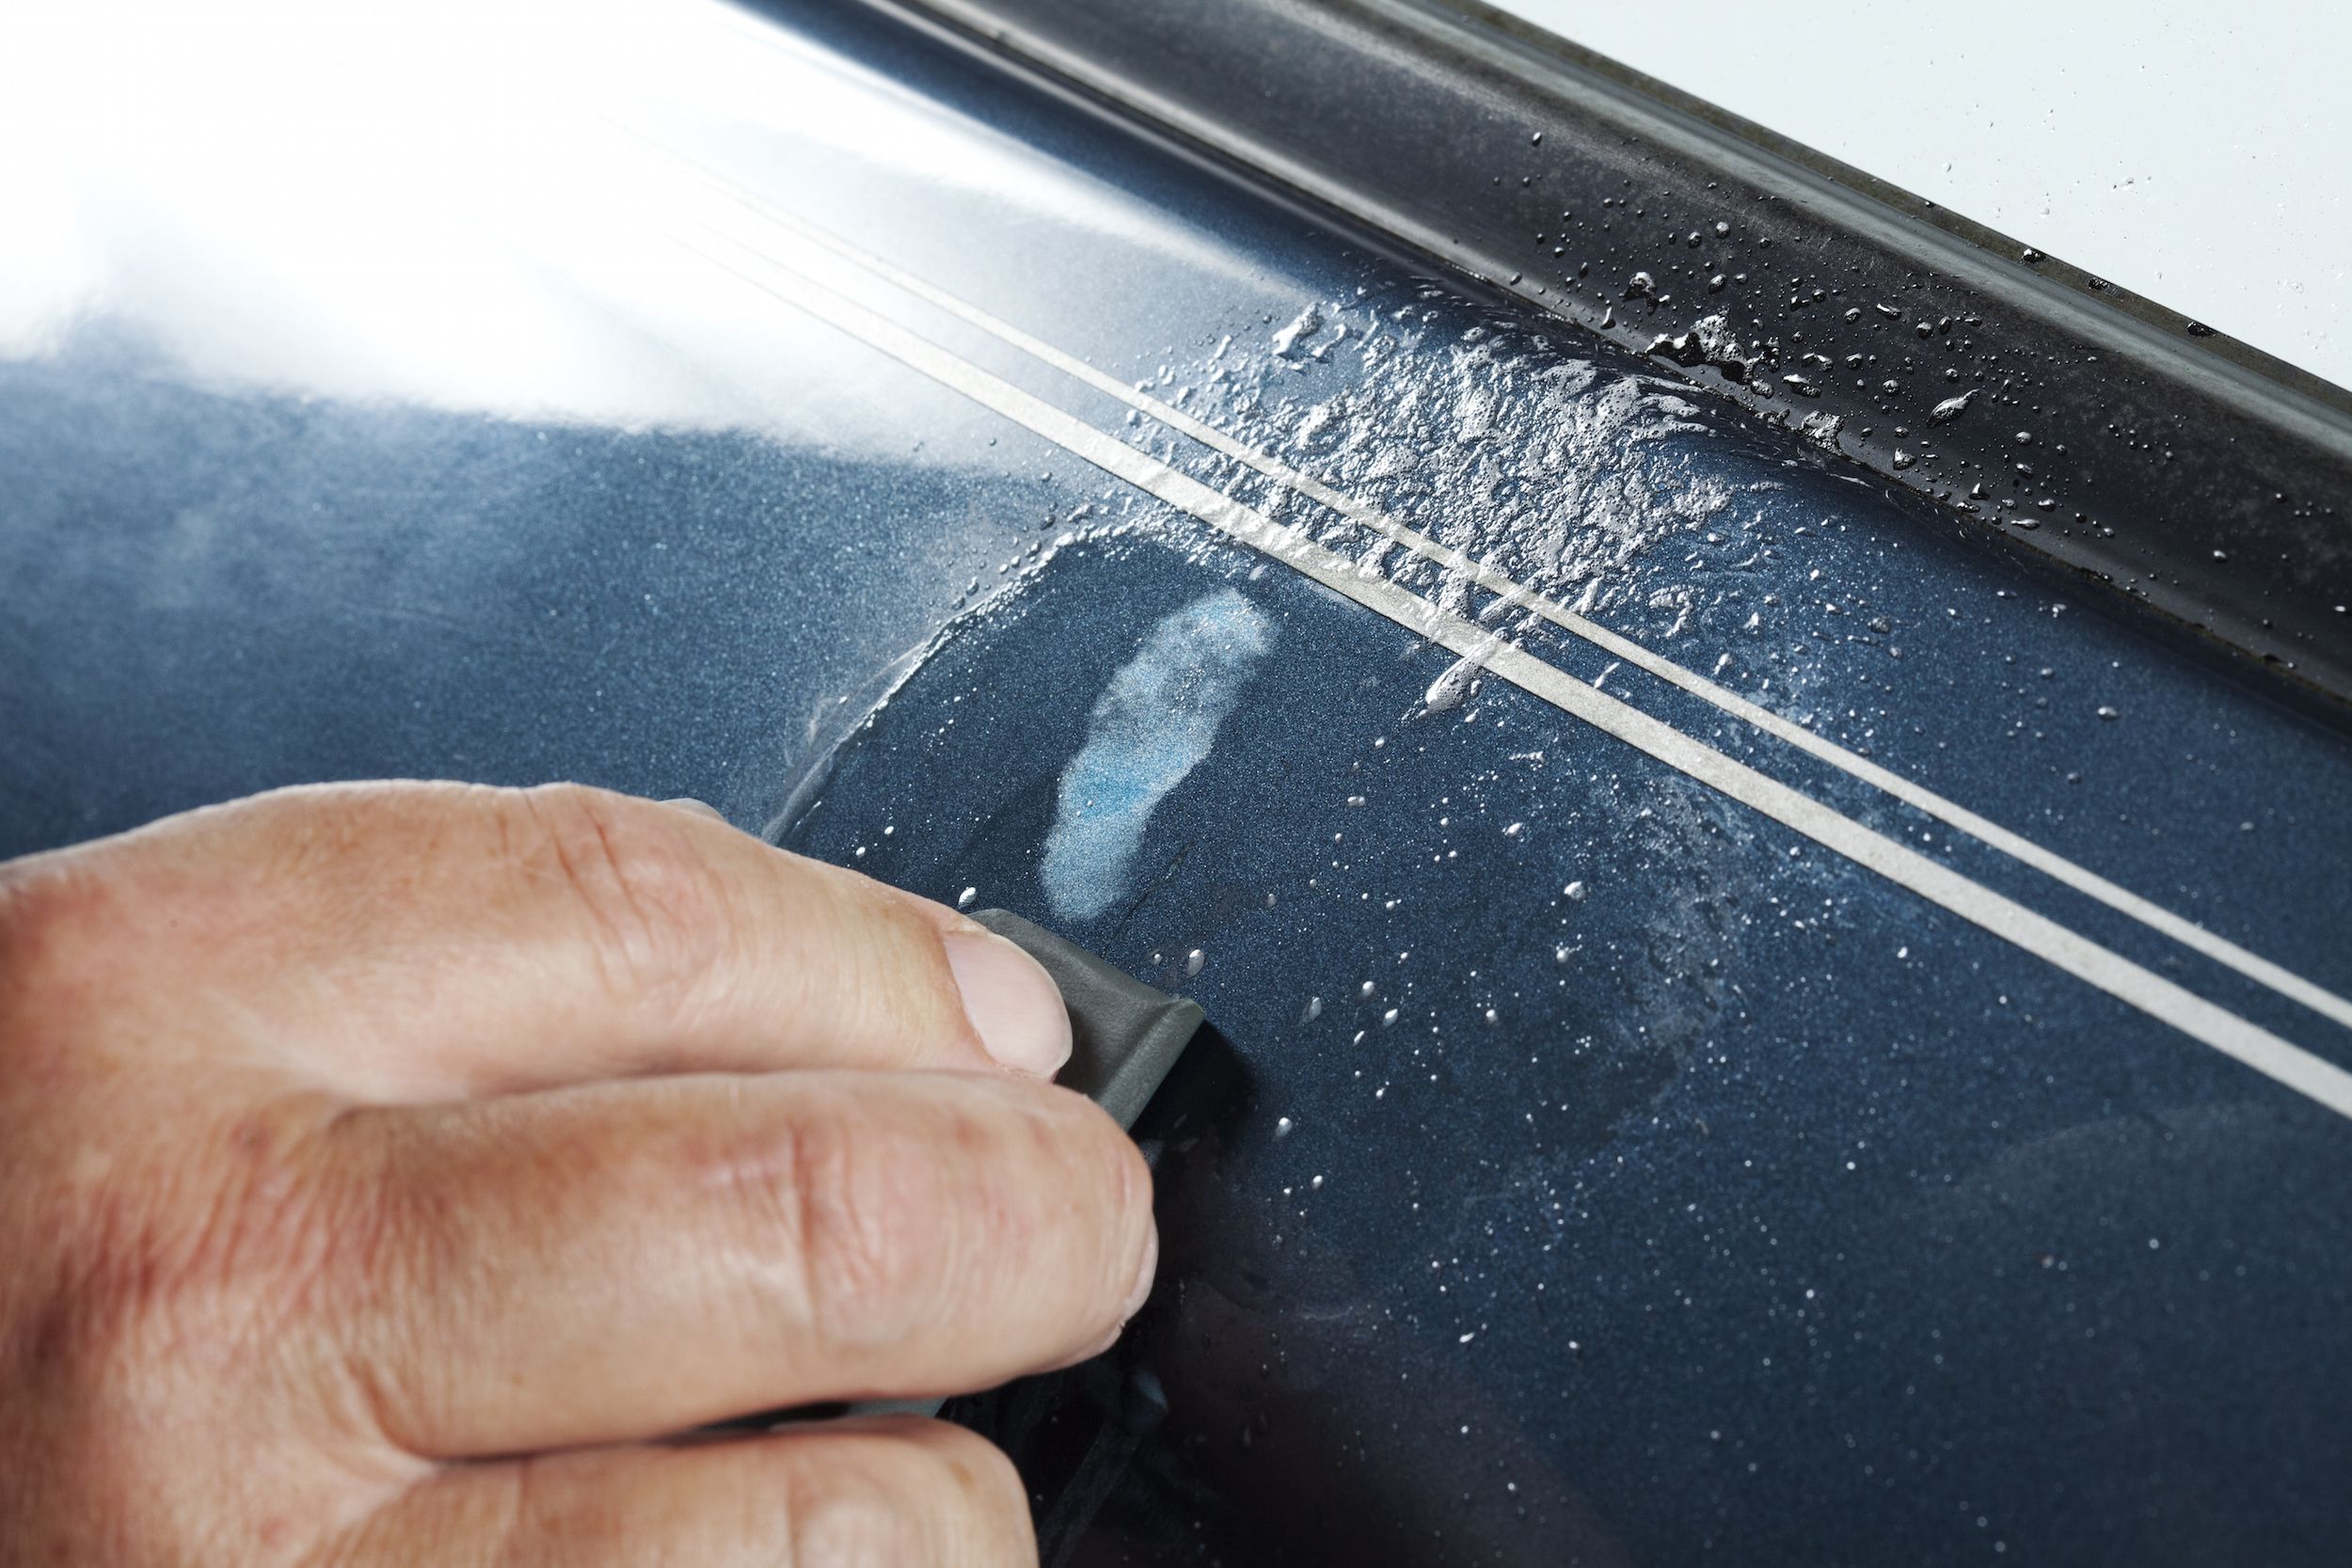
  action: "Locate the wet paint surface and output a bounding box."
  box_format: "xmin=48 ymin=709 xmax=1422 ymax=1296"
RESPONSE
xmin=787 ymin=528 xmax=2352 ymax=1565
xmin=4 ymin=1 xmax=2350 ymax=1562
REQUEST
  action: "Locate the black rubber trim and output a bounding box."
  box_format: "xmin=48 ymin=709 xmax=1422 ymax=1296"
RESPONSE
xmin=848 ymin=0 xmax=2352 ymax=711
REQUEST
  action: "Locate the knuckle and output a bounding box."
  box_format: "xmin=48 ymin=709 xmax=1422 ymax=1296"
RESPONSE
xmin=88 ymin=1100 xmax=371 ymax=1347
xmin=510 ymin=784 xmax=730 ymax=1014
xmin=722 ymin=1086 xmax=1154 ymax=1360
xmin=752 ymin=1111 xmax=949 ymax=1351
xmin=2 ymin=1100 xmax=373 ymax=1535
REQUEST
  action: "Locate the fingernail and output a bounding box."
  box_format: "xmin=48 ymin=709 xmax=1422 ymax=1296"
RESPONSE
xmin=662 ymin=797 xmax=727 ymax=824
xmin=941 ymin=930 xmax=1073 ymax=1077
xmin=1122 ymin=1222 xmax=1160 ymax=1321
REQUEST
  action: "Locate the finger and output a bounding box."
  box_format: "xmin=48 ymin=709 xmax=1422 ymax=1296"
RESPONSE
xmin=335 ymin=1068 xmax=1156 ymax=1458
xmin=334 ymin=1418 xmax=1033 ymax=1567
xmin=28 ymin=780 xmax=1070 ymax=1095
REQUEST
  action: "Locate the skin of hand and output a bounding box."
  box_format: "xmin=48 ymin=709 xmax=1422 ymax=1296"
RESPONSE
xmin=0 ymin=781 xmax=1156 ymax=1566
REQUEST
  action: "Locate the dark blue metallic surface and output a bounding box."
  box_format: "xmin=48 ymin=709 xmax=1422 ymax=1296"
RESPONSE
xmin=790 ymin=529 xmax=2352 ymax=1565
xmin=4 ymin=1 xmax=2349 ymax=1561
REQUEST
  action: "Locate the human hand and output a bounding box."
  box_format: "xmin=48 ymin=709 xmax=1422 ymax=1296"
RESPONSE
xmin=0 ymin=782 xmax=1154 ymax=1564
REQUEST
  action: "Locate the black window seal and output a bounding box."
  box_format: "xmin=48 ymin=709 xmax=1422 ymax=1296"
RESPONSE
xmin=847 ymin=0 xmax=2352 ymax=718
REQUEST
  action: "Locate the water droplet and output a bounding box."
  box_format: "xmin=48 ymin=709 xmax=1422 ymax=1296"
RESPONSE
xmin=1423 ymin=655 xmax=1480 ymax=713
xmin=1930 ymin=389 xmax=1977 ymax=424
xmin=2096 ymin=705 xmax=2121 ymax=721
xmin=1891 ymin=450 xmax=1915 ymax=471
xmin=1185 ymin=947 xmax=1205 ymax=977
xmin=1275 ymin=1116 xmax=1295 ymax=1138
xmin=957 ymin=886 xmax=977 ymax=910
xmin=1503 ymin=821 xmax=1526 ymax=838
xmin=1563 ymin=879 xmax=1587 ymax=900
xmin=1272 ymin=306 xmax=1320 ymax=357
xmin=1300 ymin=995 xmax=1323 ymax=1023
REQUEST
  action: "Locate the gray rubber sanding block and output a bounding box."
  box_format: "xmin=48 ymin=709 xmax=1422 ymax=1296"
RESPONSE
xmin=971 ymin=908 xmax=1203 ymax=1130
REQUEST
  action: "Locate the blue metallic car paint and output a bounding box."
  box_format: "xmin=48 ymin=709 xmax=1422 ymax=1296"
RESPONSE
xmin=3 ymin=2 xmax=2347 ymax=1560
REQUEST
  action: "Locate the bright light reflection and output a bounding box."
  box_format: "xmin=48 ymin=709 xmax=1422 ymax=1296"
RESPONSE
xmin=0 ymin=0 xmax=1240 ymax=446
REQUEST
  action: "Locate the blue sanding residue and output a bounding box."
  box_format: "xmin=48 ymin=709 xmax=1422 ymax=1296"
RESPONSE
xmin=1041 ymin=587 xmax=1273 ymax=921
